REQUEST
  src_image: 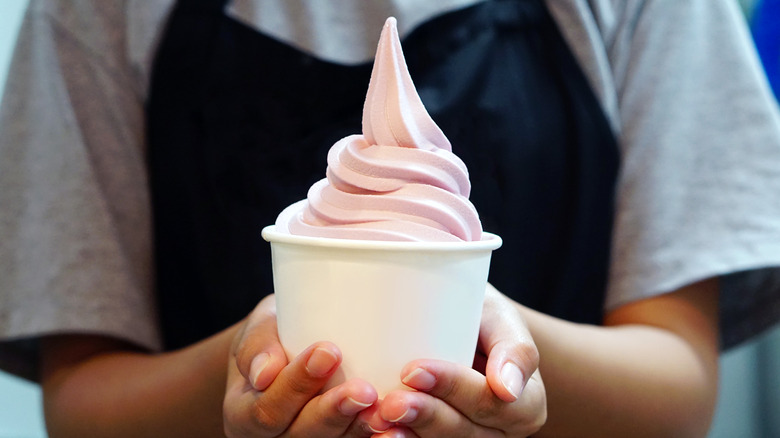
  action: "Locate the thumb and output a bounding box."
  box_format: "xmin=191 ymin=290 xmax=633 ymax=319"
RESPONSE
xmin=481 ymin=284 xmax=540 ymax=403
xmin=232 ymin=294 xmax=287 ymax=390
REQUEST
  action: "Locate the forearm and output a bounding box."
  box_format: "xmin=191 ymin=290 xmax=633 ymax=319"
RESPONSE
xmin=518 ymin=281 xmax=719 ymax=437
xmin=41 ymin=323 xmax=242 ymax=438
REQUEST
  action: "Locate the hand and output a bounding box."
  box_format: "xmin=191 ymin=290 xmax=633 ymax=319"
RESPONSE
xmin=369 ymin=284 xmax=546 ymax=437
xmin=223 ymin=295 xmax=392 ymax=437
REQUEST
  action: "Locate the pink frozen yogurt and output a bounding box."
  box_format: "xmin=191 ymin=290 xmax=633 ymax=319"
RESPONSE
xmin=275 ymin=17 xmax=482 ymax=242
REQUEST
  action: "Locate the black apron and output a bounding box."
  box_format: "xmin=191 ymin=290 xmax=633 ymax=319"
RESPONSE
xmin=147 ymin=0 xmax=619 ymax=350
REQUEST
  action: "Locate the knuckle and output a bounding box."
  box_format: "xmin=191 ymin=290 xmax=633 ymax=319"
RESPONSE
xmin=529 ymin=383 xmax=548 ymax=431
xmin=319 ymin=408 xmax=351 ymax=430
xmin=223 ymin=407 xmax=261 ymax=438
xmin=233 ymin=339 xmax=259 ymax=379
xmin=250 ymin=401 xmax=288 ymax=436
xmin=510 ymin=378 xmax=547 ymax=436
xmin=408 ymin=405 xmax=436 ymax=430
xmin=514 ymin=407 xmax=547 ymax=437
xmin=433 ymin=372 xmax=458 ymax=401
xmin=233 ymin=347 xmax=251 ymax=376
xmin=513 ymin=341 xmax=539 ymax=372
xmin=222 ymin=411 xmax=240 ymax=437
xmin=472 ymin=393 xmax=504 ymax=422
xmin=285 ymin=373 xmax=318 ymax=395
xmin=532 ymin=405 xmax=548 ymax=433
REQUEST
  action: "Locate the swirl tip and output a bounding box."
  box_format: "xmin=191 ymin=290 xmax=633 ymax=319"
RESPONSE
xmin=363 ymin=16 xmax=451 ymax=151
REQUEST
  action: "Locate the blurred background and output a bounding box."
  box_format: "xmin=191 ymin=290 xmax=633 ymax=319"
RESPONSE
xmin=0 ymin=0 xmax=778 ymax=437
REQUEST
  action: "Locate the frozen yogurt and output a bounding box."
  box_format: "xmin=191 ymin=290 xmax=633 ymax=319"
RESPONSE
xmin=263 ymin=17 xmax=501 ymax=396
xmin=275 ymin=17 xmax=482 ymax=242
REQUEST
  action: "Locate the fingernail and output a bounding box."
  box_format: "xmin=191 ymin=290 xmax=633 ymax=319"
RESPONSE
xmin=366 ymin=425 xmax=389 ymax=434
xmin=249 ymin=353 xmax=270 ymax=390
xmin=499 ymin=362 xmax=524 ymax=400
xmin=402 ymin=367 xmax=436 ymax=390
xmin=389 ymin=407 xmax=418 ymax=423
xmin=338 ymin=396 xmax=372 ymax=416
xmin=306 ymin=347 xmax=339 ymax=377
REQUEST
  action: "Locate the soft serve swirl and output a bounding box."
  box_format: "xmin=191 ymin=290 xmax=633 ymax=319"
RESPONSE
xmin=275 ymin=17 xmax=482 ymax=242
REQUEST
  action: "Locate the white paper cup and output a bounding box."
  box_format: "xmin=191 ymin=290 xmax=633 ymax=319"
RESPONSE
xmin=261 ymin=225 xmax=502 ymax=397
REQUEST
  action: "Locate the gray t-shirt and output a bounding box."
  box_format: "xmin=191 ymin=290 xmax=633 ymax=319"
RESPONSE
xmin=1 ymin=0 xmax=779 ymax=380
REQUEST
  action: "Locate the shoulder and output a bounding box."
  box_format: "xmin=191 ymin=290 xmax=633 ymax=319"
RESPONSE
xmin=22 ymin=0 xmax=174 ymax=98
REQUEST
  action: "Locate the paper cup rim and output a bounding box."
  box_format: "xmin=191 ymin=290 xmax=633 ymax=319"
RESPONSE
xmin=262 ymin=225 xmax=502 ymax=252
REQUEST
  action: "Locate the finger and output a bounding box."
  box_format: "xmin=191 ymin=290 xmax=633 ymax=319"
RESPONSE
xmin=379 ymin=390 xmax=501 ymax=438
xmin=248 ymin=342 xmax=342 ymax=436
xmin=224 ymin=355 xmax=261 ymax=438
xmin=399 ymin=359 xmax=546 ymax=435
xmin=515 ymin=368 xmax=547 ymax=434
xmin=361 ymin=402 xmax=395 ymax=435
xmin=393 ymin=285 xmax=543 ymax=432
xmin=398 ymin=360 xmax=509 ymax=431
xmin=233 ymin=295 xmax=287 ymax=390
xmin=373 ymin=426 xmax=420 ymax=438
xmin=285 ymin=378 xmax=384 ymax=437
xmin=481 ymin=284 xmax=539 ymax=402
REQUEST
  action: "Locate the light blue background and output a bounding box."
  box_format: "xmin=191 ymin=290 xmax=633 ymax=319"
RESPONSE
xmin=0 ymin=1 xmax=778 ymax=437
xmin=0 ymin=2 xmax=51 ymax=436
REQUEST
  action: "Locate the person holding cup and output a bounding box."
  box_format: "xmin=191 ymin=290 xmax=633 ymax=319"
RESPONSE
xmin=1 ymin=1 xmax=780 ymax=437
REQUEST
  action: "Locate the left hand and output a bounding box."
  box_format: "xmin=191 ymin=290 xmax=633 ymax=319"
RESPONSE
xmin=368 ymin=284 xmax=546 ymax=437
xmin=224 ymin=295 xmax=389 ymax=437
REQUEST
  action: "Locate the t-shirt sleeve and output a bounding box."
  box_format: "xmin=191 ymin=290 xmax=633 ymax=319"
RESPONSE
xmin=604 ymin=0 xmax=780 ymax=348
xmin=0 ymin=0 xmax=162 ymax=380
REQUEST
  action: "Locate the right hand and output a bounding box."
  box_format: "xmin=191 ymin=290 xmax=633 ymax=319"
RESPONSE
xmin=372 ymin=284 xmax=546 ymax=437
xmin=223 ymin=294 xmax=391 ymax=437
